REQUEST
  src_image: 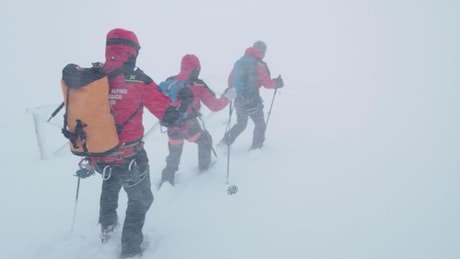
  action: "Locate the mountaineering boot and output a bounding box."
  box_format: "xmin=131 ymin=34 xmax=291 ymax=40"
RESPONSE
xmin=216 ymin=139 xmax=230 ymax=154
xmin=250 ymin=143 xmax=263 ymax=150
xmin=159 ymin=142 xmax=182 ymax=188
xmin=160 ymin=168 xmax=175 ymax=186
xmin=120 ymin=249 xmax=142 ymax=259
xmin=100 ymin=221 xmax=118 ymax=243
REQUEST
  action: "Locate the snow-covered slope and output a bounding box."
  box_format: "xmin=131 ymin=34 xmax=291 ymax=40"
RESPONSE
xmin=1 ymin=0 xmax=459 ymax=258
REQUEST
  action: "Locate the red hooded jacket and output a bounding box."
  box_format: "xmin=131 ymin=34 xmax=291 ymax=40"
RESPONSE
xmin=228 ymin=46 xmax=277 ymax=90
xmin=175 ymin=54 xmax=229 ymax=114
xmin=105 ymin=70 xmax=170 ymax=144
xmin=103 ymin=28 xmax=171 ymax=144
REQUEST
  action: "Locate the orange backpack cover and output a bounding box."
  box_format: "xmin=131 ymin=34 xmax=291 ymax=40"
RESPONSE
xmin=61 ymin=64 xmax=119 ymax=156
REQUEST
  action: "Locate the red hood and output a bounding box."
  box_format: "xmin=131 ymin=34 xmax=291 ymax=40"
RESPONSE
xmin=244 ymin=46 xmax=265 ymax=59
xmin=176 ymin=54 xmax=201 ymax=81
xmin=104 ymin=28 xmax=140 ymax=72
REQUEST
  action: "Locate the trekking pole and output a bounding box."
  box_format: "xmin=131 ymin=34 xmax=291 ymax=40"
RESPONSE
xmin=265 ymin=88 xmax=279 ymax=128
xmin=226 ymin=140 xmax=231 ymax=184
xmin=47 ymin=102 xmax=64 ymax=122
xmin=223 ymin=101 xmax=235 ymax=140
xmin=224 ymin=101 xmax=238 ymax=195
xmin=225 ymin=101 xmax=234 ymax=184
xmin=70 ymin=176 xmax=81 ymax=235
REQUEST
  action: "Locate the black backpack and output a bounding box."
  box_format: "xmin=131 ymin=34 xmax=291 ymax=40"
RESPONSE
xmin=159 ymin=78 xmax=195 ymax=128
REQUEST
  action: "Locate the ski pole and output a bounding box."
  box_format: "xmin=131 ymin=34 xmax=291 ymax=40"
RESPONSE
xmin=265 ymin=87 xmax=279 ymax=128
xmin=223 ymin=101 xmax=235 ymax=139
xmin=47 ymin=102 xmax=64 ymax=122
xmin=70 ymin=176 xmax=81 ymax=235
xmin=226 ymin=142 xmax=231 ymax=184
xmin=225 ymin=101 xmax=234 ymax=184
xmin=223 ymin=101 xmax=238 ymax=195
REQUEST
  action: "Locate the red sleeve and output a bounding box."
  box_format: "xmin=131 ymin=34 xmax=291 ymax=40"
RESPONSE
xmin=193 ymin=85 xmax=229 ymax=112
xmin=256 ymin=63 xmax=277 ymax=89
xmin=143 ymin=82 xmax=172 ymax=119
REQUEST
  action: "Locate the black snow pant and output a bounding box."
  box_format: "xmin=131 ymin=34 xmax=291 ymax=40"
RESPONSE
xmin=162 ymin=119 xmax=213 ymax=181
xmin=223 ymin=94 xmax=266 ymax=149
xmin=98 ymin=148 xmax=153 ymax=257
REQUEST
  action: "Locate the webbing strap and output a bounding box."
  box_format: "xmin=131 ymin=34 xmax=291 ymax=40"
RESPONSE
xmin=106 ymin=38 xmax=140 ymax=52
xmin=116 ymin=103 xmax=143 ymax=134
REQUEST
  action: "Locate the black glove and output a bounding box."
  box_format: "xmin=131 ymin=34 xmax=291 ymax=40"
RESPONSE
xmin=274 ymin=75 xmax=284 ymax=89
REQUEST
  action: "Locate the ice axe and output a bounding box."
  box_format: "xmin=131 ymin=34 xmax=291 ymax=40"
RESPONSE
xmin=47 ymin=102 xmax=64 ymax=122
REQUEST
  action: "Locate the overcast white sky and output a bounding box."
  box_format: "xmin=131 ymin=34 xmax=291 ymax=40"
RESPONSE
xmin=1 ymin=0 xmax=460 ymax=258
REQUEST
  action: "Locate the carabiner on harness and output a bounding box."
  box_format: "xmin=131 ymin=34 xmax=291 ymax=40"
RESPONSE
xmin=102 ymin=165 xmax=112 ymax=181
xmin=128 ymin=159 xmax=137 ymax=171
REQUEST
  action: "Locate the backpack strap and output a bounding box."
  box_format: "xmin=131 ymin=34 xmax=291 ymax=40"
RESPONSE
xmin=105 ymin=66 xmax=148 ymax=135
xmin=61 ymin=87 xmax=89 ymax=153
xmin=116 ymin=102 xmax=143 ymax=134
xmin=107 ymin=68 xmax=123 ymax=80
